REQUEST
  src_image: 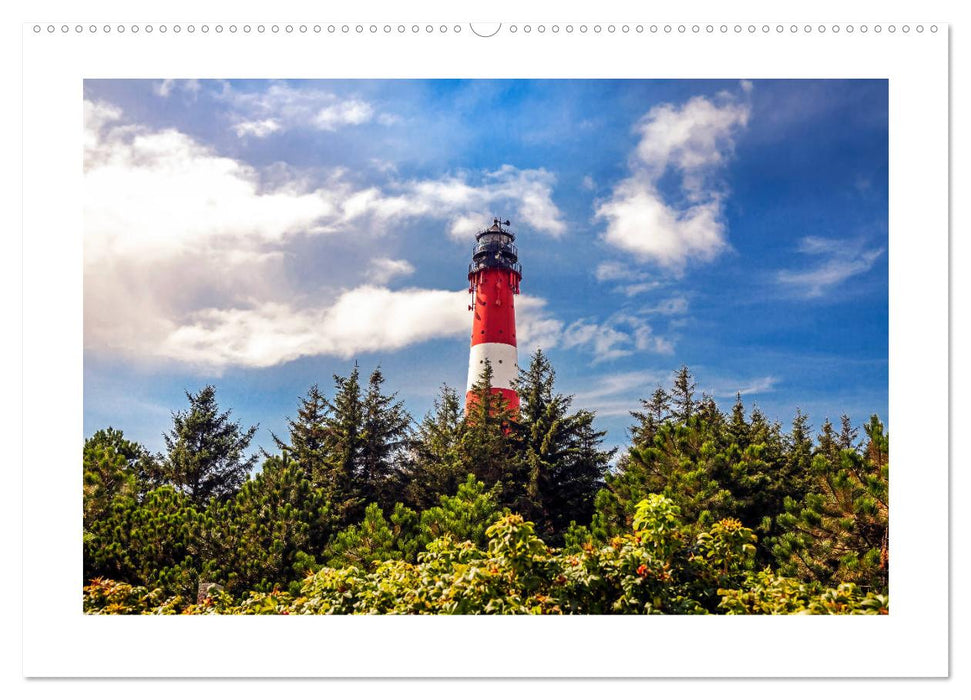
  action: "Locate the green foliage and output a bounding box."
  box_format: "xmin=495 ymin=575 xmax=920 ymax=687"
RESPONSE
xmin=273 ymin=383 xmax=330 ymax=485
xmin=771 ymin=415 xmax=889 ymax=590
xmin=84 ymin=485 xmax=201 ymax=598
xmin=312 ymin=366 xmax=412 ymax=524
xmin=84 ymin=494 xmax=888 ymax=616
xmin=82 ymin=361 xmax=890 ymax=615
xmin=202 ymin=455 xmax=333 ymax=594
xmin=322 ymin=502 xmax=412 ymax=572
xmin=412 ymin=474 xmax=507 ymax=552
xmin=83 ymin=428 xmax=158 ymax=527
xmin=599 ymin=367 xmax=825 ymax=569
xmin=514 ymin=349 xmax=614 ymax=541
xmin=458 ymin=361 xmax=526 ymax=511
xmin=718 ymin=570 xmax=888 ymax=614
xmin=404 ymin=384 xmax=466 ymax=509
xmin=162 ymin=386 xmax=259 ymax=506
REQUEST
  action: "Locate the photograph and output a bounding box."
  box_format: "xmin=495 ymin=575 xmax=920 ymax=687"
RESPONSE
xmin=81 ymin=78 xmax=889 ymax=615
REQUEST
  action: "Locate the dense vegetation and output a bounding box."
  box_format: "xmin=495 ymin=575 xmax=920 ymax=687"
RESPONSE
xmin=83 ymin=353 xmax=889 ymax=614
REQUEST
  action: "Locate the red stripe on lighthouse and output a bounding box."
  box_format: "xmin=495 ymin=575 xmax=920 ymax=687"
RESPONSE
xmin=470 ymin=268 xmax=518 ymax=346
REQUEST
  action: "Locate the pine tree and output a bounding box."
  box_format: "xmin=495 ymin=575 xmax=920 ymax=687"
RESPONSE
xmin=83 ymin=428 xmax=159 ymax=527
xmin=514 ymin=349 xmax=613 ymax=540
xmin=201 ymin=454 xmax=332 ymax=594
xmin=322 ymin=502 xmax=414 ymax=572
xmin=405 ymin=384 xmax=466 ymax=509
xmin=671 ymin=365 xmax=696 ymax=423
xmin=321 ymin=365 xmax=366 ymax=524
xmin=84 ymin=485 xmax=201 ymax=598
xmin=458 ymin=361 xmax=524 ymax=512
xmin=772 ymin=415 xmax=889 ymax=591
xmin=162 ymin=386 xmax=259 ymax=506
xmin=359 ymin=367 xmax=412 ymax=511
xmin=838 ymin=414 xmax=859 ymax=450
xmin=629 ymin=386 xmax=670 ymax=447
xmin=274 ymin=384 xmax=331 ymax=485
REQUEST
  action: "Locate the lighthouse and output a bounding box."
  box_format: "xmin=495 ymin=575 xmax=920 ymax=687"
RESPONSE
xmin=466 ymin=218 xmax=522 ymax=414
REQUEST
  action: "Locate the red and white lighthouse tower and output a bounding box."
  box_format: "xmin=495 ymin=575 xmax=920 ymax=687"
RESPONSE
xmin=466 ymin=218 xmax=522 ymax=414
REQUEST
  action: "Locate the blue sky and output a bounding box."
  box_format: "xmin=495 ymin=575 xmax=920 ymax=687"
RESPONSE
xmin=82 ymin=79 xmax=888 ymax=455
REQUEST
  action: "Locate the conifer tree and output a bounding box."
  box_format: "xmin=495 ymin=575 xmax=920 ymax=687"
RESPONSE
xmin=84 ymin=485 xmax=201 ymax=598
xmin=772 ymin=415 xmax=889 ymax=591
xmin=359 ymin=367 xmax=412 ymax=511
xmin=727 ymin=393 xmax=751 ymax=446
xmin=514 ymin=349 xmax=613 ymax=539
xmin=838 ymin=414 xmax=859 ymax=450
xmin=274 ymin=384 xmax=331 ymax=485
xmin=83 ymin=428 xmax=159 ymax=527
xmin=201 ymin=454 xmax=332 ymax=594
xmin=162 ymin=386 xmax=259 ymax=506
xmin=405 ymin=384 xmax=466 ymax=509
xmin=321 ymin=365 xmax=366 ymax=524
xmin=459 ymin=361 xmax=525 ymax=512
xmin=671 ymin=365 xmax=697 ymax=423
xmin=322 ymin=502 xmax=414 ymax=572
xmin=629 ymin=386 xmax=670 ymax=447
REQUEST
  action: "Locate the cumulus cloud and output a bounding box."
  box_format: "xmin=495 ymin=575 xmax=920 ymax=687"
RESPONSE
xmin=596 ymin=90 xmax=750 ymax=271
xmin=160 ymin=287 xmax=471 ymax=368
xmin=83 ymin=100 xmax=568 ymax=370
xmin=777 ymin=236 xmax=885 ymax=297
xmin=84 ymin=101 xmax=342 ymax=264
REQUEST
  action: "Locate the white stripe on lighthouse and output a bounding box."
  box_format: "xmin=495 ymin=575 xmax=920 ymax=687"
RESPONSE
xmin=466 ymin=342 xmax=519 ymax=392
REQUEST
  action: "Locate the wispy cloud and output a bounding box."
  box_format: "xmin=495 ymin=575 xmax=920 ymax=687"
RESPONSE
xmin=367 ymin=258 xmax=415 ymax=285
xmin=705 ymin=375 xmax=779 ymax=398
xmin=571 ymin=369 xmax=777 ymax=417
xmin=561 ymin=312 xmax=674 ymax=363
xmin=350 ymin=164 xmax=567 ymax=240
xmin=777 ymin=236 xmax=885 ymax=297
xmin=215 ymin=82 xmax=389 ymax=137
xmin=154 ymin=79 xmax=201 ymax=98
xmin=595 ymin=87 xmax=750 ymax=271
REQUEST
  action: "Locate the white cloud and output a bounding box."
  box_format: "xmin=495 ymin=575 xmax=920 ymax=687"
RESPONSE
xmin=155 ymin=79 xmax=201 ymax=98
xmin=217 ymin=82 xmax=386 ymax=137
xmin=777 ymin=236 xmax=885 ymax=297
xmin=346 ymin=166 xmax=567 ymax=239
xmin=710 ymin=375 xmax=778 ymax=398
xmin=160 ymin=287 xmax=471 ymax=369
xmin=571 ymin=370 xmax=668 ymax=417
xmin=570 ymin=368 xmax=776 ymax=418
xmin=233 ymin=118 xmax=282 ymax=138
xmin=313 ymin=99 xmax=374 ymax=130
xmin=83 ymin=100 xmax=569 ymax=370
xmin=368 ymin=257 xmax=415 ymax=284
xmin=596 ymin=93 xmax=750 ymax=271
xmin=594 ymin=261 xmax=640 ymax=282
xmin=647 ymin=296 xmax=690 ymax=316
xmin=515 ymin=295 xmax=565 ymax=353
xmin=84 ymin=101 xmax=341 ymax=264
xmin=561 ymin=313 xmax=674 ymax=363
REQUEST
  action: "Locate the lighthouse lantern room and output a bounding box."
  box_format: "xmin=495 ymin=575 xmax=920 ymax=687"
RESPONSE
xmin=466 ymin=218 xmax=523 ymax=414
